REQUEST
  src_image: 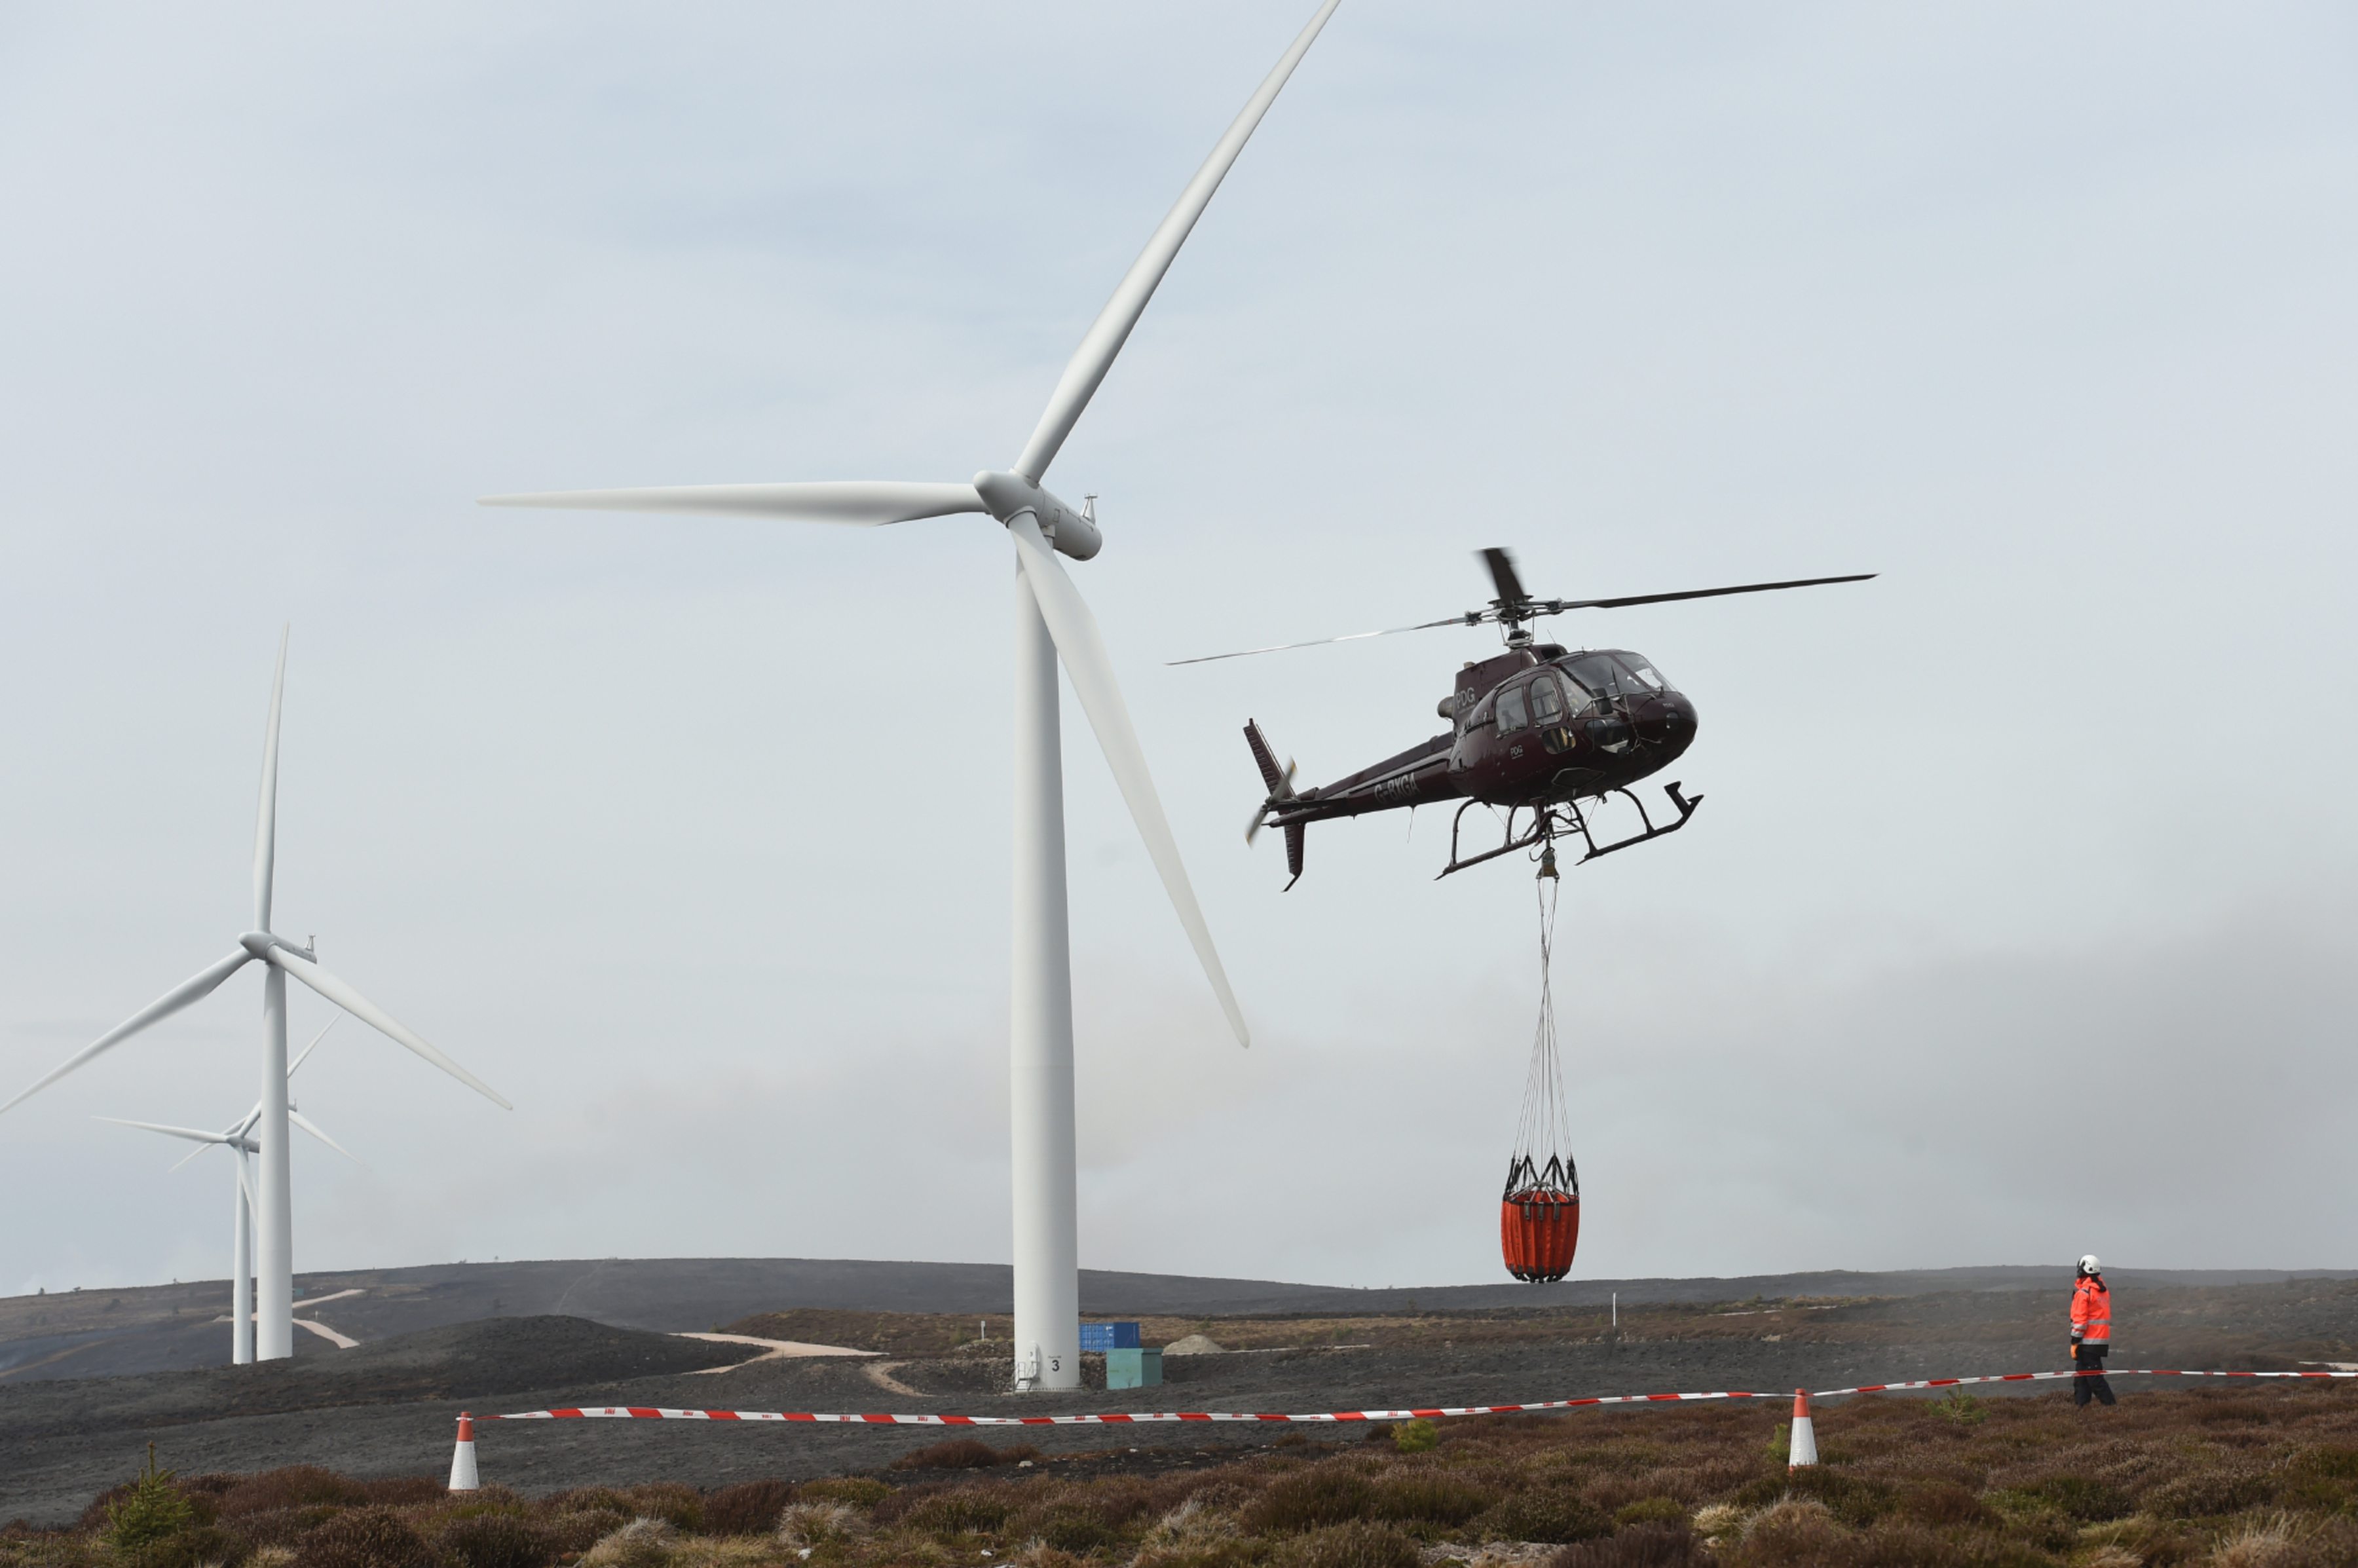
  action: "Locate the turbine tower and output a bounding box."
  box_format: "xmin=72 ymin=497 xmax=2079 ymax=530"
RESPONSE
xmin=3 ymin=630 xmax=509 ymax=1361
xmin=96 ymin=1018 xmax=350 ymax=1364
xmin=485 ymin=1 xmax=1341 ymax=1389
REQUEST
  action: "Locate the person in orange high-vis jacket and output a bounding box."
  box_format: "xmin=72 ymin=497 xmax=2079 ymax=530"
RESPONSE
xmin=2069 ymin=1254 xmax=2115 ymax=1407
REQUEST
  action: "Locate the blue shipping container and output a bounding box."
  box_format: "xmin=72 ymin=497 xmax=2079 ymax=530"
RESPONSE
xmin=1079 ymin=1322 xmax=1142 ymax=1351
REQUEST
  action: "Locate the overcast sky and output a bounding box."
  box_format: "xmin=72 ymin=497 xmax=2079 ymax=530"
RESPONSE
xmin=3 ymin=2 xmax=2353 ymax=1299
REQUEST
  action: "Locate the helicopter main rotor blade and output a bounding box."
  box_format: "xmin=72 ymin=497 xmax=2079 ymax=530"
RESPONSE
xmin=1478 ymin=547 xmax=1529 ymax=607
xmin=1551 ymin=573 xmax=1878 ymax=612
xmin=478 ymin=481 xmax=987 ymax=527
xmin=1008 ymin=516 xmax=1249 ymax=1049
xmin=1013 ymin=0 xmax=1341 ymax=485
xmin=1167 ymin=615 xmax=1473 ymax=666
xmin=1170 ymin=572 xmax=1879 ymax=665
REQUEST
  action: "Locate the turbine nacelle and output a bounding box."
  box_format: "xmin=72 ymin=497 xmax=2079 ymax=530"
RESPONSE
xmin=239 ymin=932 xmax=314 ymax=963
xmin=973 ymin=470 xmax=1102 ymax=562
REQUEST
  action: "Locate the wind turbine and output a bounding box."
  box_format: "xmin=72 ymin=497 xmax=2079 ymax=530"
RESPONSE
xmin=94 ymin=1018 xmax=350 ymax=1364
xmin=2 ymin=630 xmax=509 ymax=1361
xmin=483 ymin=2 xmax=1341 ymax=1389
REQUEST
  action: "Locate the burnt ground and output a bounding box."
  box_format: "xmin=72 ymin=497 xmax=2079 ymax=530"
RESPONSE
xmin=7 ymin=1276 xmax=2357 ymax=1529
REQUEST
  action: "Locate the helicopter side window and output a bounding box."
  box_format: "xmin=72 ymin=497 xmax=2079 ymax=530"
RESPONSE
xmin=1496 ymin=684 xmax=1529 ymax=733
xmin=1529 ymin=675 xmax=1563 ymax=724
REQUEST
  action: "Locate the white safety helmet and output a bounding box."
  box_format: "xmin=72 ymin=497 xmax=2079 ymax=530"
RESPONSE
xmin=2078 ymin=1254 xmax=2101 ymax=1277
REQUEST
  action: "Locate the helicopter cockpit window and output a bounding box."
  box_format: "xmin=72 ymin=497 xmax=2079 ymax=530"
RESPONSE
xmin=1496 ymin=684 xmax=1529 ymax=732
xmin=1529 ymin=674 xmax=1565 ymax=724
xmin=1615 ymin=655 xmax=1668 ymax=691
xmin=1564 ymin=655 xmax=1624 ymax=705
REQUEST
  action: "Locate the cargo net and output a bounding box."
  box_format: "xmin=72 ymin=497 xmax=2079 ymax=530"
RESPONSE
xmin=1501 ymin=872 xmax=1581 ymax=1283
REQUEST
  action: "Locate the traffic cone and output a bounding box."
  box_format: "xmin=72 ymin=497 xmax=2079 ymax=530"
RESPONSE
xmin=1787 ymin=1389 xmax=1818 ymax=1471
xmin=448 ymin=1412 xmax=479 ymax=1492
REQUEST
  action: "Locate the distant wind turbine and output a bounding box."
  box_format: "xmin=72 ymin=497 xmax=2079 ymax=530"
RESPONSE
xmin=3 ymin=630 xmax=508 ymax=1362
xmin=95 ymin=1017 xmax=350 ymax=1364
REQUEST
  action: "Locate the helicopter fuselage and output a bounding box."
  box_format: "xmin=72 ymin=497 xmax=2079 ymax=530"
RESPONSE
xmin=1269 ymin=643 xmax=1695 ymax=829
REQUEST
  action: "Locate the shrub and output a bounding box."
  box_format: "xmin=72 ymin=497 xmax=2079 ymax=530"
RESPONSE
xmin=1244 ymin=1471 xmax=1374 ymax=1535
xmin=1732 ymin=1468 xmax=1892 ymax=1529
xmin=1611 ymin=1497 xmax=1686 ymax=1529
xmin=1013 ymin=1501 xmax=1118 ymax=1556
xmin=1476 ymin=1488 xmax=1609 ymax=1545
xmin=698 ymin=1481 xmax=793 ymax=1537
xmin=614 ymin=1487 xmax=702 ymax=1533
xmin=1893 ymin=1480 xmax=1987 ymax=1527
xmin=886 ymin=1443 xmax=995 ymax=1471
xmin=774 ymin=1504 xmax=864 ymax=1552
xmin=438 ymin=1512 xmax=553 ymax=1568
xmin=227 ymin=1508 xmax=339 ymax=1552
xmin=1549 ymin=1523 xmax=1706 ymax=1567
xmin=579 ymin=1519 xmax=671 ymax=1568
xmin=105 ymin=1447 xmax=196 ymax=1556
xmin=1929 ymin=1389 xmax=1986 ymax=1427
xmin=1271 ymin=1520 xmax=1419 ymax=1568
xmin=354 ymin=1480 xmax=441 ymax=1507
xmin=219 ymin=1470 xmax=370 ymax=1519
xmin=1392 ymin=1421 xmax=1437 ymax=1456
xmin=290 ymin=1507 xmax=438 ymax=1568
xmin=791 ymin=1478 xmax=890 ymax=1510
xmin=1369 ymin=1472 xmax=1493 ymax=1527
xmin=532 ymin=1510 xmax=629 ymax=1556
xmin=2147 ymin=1465 xmax=2274 ymax=1520
xmin=897 ymin=1490 xmax=1014 ymax=1535
xmin=1998 ymin=1474 xmax=2133 ymax=1522
xmin=1724 ymin=1499 xmax=1848 ymax=1567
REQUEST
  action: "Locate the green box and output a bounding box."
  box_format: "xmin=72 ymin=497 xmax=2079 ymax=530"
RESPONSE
xmin=1107 ymin=1347 xmax=1162 ymax=1389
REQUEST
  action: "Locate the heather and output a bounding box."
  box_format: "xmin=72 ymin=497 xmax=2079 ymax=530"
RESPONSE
xmin=10 ymin=1385 xmax=2357 ymax=1567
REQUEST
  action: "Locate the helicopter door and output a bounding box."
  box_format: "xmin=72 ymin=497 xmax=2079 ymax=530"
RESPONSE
xmin=1530 ymin=672 xmax=1575 ymax=754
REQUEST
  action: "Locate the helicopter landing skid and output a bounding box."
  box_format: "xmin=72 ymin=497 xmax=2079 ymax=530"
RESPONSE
xmin=1436 ymin=781 xmax=1704 ymax=880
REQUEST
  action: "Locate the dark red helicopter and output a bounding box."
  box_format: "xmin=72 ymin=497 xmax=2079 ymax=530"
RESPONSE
xmin=1175 ymin=548 xmax=1873 ymax=886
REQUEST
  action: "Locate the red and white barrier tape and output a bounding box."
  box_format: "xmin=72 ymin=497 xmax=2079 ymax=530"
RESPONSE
xmin=1814 ymin=1368 xmax=2358 ymax=1398
xmin=483 ymin=1391 xmax=1770 ymax=1427
xmin=477 ymin=1368 xmax=2353 ymax=1429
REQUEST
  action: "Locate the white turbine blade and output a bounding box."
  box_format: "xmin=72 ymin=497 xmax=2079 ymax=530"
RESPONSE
xmin=288 ymin=1014 xmax=340 ymax=1077
xmin=0 ymin=950 xmax=254 ymax=1116
xmin=255 ymin=625 xmax=288 ymax=931
xmin=264 ymin=948 xmax=513 ymax=1110
xmin=93 ymin=1116 xmax=233 ymax=1146
xmin=234 ymin=1150 xmax=255 ymax=1210
xmin=288 ymin=1108 xmax=360 ymax=1165
xmin=170 ymin=1140 xmax=217 ymax=1174
xmin=1007 ymin=517 xmax=1249 ymax=1047
xmin=234 ymin=1102 xmax=263 ymax=1140
xmin=479 ymin=481 xmax=986 ymax=527
xmin=1012 ymin=0 xmax=1341 ymax=483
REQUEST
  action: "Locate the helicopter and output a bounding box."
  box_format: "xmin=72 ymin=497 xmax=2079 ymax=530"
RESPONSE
xmin=1174 ymin=548 xmax=1873 ymax=886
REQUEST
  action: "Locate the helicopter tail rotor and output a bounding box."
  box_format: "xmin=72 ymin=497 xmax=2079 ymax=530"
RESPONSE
xmin=1243 ymin=720 xmax=1308 ymax=889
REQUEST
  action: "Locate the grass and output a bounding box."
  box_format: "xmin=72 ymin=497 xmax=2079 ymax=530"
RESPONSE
xmin=7 ymin=1385 xmax=2358 ymax=1567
